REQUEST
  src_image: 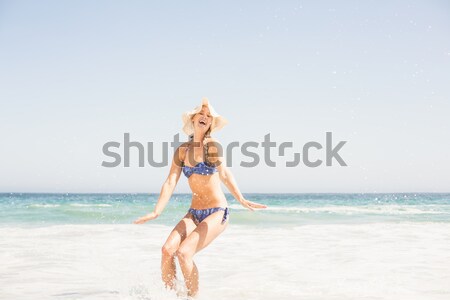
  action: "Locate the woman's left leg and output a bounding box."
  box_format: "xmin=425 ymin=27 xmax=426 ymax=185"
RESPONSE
xmin=161 ymin=212 xmax=197 ymax=290
xmin=176 ymin=210 xmax=228 ymax=297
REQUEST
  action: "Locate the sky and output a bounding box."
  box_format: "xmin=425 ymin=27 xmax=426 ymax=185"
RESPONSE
xmin=0 ymin=0 xmax=449 ymax=193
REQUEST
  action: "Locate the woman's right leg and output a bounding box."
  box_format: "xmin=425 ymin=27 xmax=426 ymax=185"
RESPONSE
xmin=161 ymin=213 xmax=197 ymax=289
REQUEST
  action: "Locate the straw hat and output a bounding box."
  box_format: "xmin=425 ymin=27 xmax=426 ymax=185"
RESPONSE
xmin=182 ymin=97 xmax=228 ymax=135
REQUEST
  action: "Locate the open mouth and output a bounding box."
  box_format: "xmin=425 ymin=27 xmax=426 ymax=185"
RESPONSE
xmin=199 ymin=120 xmax=206 ymax=126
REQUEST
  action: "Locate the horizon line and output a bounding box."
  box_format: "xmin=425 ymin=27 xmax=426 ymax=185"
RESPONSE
xmin=1 ymin=191 xmax=449 ymax=195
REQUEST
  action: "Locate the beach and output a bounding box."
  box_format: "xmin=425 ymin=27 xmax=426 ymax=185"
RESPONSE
xmin=2 ymin=1 xmax=450 ymax=299
xmin=1 ymin=193 xmax=450 ymax=299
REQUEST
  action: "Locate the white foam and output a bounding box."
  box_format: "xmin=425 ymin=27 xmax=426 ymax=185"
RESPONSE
xmin=1 ymin=223 xmax=450 ymax=299
xmin=28 ymin=204 xmax=60 ymax=208
xmin=229 ymin=204 xmax=449 ymax=215
xmin=70 ymin=203 xmax=112 ymax=207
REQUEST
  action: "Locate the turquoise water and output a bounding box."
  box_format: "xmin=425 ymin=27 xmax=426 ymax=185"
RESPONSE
xmin=1 ymin=193 xmax=450 ymax=226
xmin=2 ymin=193 xmax=450 ymax=299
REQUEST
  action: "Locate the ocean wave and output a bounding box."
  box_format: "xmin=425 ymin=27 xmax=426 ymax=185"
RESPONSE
xmin=228 ymin=204 xmax=449 ymax=215
xmin=70 ymin=203 xmax=112 ymax=207
xmin=28 ymin=204 xmax=60 ymax=208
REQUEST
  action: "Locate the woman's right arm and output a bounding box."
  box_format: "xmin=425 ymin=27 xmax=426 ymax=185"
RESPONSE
xmin=133 ymin=145 xmax=186 ymax=224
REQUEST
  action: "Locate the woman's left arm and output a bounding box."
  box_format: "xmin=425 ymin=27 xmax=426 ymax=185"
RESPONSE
xmin=206 ymin=138 xmax=267 ymax=211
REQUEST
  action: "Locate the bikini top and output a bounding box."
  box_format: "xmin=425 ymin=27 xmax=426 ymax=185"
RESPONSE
xmin=182 ymin=161 xmax=218 ymax=178
xmin=182 ymin=146 xmax=218 ymax=178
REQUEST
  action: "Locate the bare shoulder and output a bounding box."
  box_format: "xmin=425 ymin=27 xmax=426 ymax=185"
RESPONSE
xmin=205 ymin=138 xmax=224 ymax=155
xmin=178 ymin=142 xmax=190 ymax=150
xmin=205 ymin=138 xmax=224 ymax=166
xmin=175 ymin=142 xmax=190 ymax=162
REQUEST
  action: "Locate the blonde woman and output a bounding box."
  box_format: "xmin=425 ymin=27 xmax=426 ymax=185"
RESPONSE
xmin=133 ymin=98 xmax=267 ymax=298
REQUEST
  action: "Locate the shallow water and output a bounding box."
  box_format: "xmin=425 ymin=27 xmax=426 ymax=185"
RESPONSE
xmin=2 ymin=193 xmax=450 ymax=226
xmin=1 ymin=193 xmax=450 ymax=299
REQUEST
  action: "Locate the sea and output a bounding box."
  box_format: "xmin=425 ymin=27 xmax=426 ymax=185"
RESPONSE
xmin=1 ymin=193 xmax=450 ymax=300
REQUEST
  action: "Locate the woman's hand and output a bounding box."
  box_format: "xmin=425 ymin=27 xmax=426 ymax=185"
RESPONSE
xmin=239 ymin=198 xmax=267 ymax=211
xmin=133 ymin=212 xmax=159 ymax=224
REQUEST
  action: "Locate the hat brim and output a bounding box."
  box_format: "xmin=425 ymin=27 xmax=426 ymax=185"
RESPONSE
xmin=181 ymin=98 xmax=228 ymax=135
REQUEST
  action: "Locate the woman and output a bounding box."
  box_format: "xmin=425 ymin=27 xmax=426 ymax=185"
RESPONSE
xmin=133 ymin=98 xmax=267 ymax=298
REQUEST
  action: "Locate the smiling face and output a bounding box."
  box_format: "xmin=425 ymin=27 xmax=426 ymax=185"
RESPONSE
xmin=192 ymin=105 xmax=213 ymax=134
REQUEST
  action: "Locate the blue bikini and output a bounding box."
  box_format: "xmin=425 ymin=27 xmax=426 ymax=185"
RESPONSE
xmin=182 ymin=145 xmax=229 ymax=225
xmin=182 ymin=161 xmax=217 ymax=178
xmin=188 ymin=207 xmax=229 ymax=225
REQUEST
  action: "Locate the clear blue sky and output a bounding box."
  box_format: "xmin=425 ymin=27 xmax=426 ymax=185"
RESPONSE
xmin=1 ymin=0 xmax=449 ymax=193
